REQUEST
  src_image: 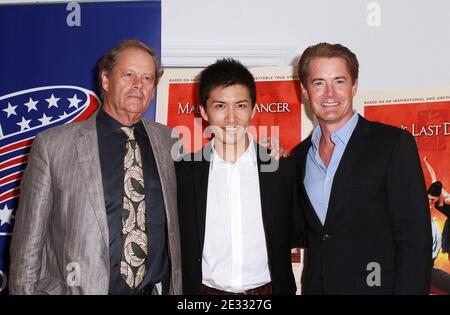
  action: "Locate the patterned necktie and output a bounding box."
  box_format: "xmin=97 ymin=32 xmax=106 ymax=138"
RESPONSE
xmin=120 ymin=126 xmax=147 ymax=289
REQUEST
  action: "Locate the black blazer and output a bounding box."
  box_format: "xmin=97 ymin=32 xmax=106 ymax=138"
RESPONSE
xmin=291 ymin=115 xmax=432 ymax=294
xmin=176 ymin=143 xmax=298 ymax=295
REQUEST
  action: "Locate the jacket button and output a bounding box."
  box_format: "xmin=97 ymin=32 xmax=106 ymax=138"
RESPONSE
xmin=322 ymin=234 xmax=331 ymax=241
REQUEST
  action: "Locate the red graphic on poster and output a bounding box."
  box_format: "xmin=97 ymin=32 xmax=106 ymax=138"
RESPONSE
xmin=365 ymin=101 xmax=450 ymax=294
xmin=166 ymin=80 xmax=302 ymax=153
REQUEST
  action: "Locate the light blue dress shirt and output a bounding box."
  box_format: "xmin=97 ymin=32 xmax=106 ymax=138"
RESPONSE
xmin=304 ymin=112 xmax=359 ymax=225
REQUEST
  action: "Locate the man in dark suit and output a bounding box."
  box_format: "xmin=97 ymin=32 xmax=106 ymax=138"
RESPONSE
xmin=291 ymin=42 xmax=432 ymax=294
xmin=176 ymin=59 xmax=298 ymax=295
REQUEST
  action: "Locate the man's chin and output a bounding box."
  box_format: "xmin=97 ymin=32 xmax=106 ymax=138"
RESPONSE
xmin=218 ymin=136 xmax=248 ymax=147
xmin=123 ymin=103 xmax=148 ymax=114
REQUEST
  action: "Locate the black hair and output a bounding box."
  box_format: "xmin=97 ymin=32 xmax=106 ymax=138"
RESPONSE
xmin=198 ymin=58 xmax=256 ymax=108
xmin=428 ymin=181 xmax=443 ymax=197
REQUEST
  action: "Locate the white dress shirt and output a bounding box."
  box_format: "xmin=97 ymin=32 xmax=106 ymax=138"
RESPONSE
xmin=202 ymin=137 xmax=271 ymax=292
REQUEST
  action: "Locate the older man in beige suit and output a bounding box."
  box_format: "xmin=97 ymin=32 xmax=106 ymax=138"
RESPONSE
xmin=9 ymin=40 xmax=182 ymax=295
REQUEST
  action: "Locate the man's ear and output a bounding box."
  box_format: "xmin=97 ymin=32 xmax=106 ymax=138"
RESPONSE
xmin=300 ymin=83 xmax=310 ymax=101
xmin=101 ymin=70 xmax=109 ymax=92
xmin=352 ymin=79 xmax=359 ymax=97
xmin=199 ymin=105 xmax=209 ymax=122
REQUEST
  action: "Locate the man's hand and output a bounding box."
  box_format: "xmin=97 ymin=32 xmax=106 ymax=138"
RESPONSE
xmin=260 ymin=136 xmax=288 ymax=160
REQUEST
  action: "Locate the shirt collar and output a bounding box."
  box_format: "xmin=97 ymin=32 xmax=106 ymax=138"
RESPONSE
xmin=97 ymin=108 xmax=145 ymax=137
xmin=334 ymin=111 xmax=359 ymax=145
xmin=311 ymin=111 xmax=359 ymax=149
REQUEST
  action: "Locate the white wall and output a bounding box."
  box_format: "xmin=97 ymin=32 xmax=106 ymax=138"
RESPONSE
xmin=3 ymin=0 xmax=450 ymax=92
xmin=163 ymin=0 xmax=450 ymax=92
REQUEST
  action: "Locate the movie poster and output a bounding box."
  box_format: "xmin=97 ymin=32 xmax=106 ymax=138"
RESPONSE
xmin=156 ymin=66 xmax=302 ymax=153
xmin=357 ymin=87 xmax=450 ymax=294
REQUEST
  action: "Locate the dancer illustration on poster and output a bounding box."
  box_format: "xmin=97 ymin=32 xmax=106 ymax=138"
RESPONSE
xmin=424 ymin=156 xmax=450 ymax=294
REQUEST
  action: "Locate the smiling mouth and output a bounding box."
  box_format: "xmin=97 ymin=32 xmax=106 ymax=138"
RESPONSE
xmin=222 ymin=126 xmax=241 ymax=133
xmin=322 ymin=102 xmax=339 ymax=107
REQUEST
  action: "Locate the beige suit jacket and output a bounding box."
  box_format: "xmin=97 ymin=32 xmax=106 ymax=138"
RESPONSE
xmin=9 ymin=113 xmax=182 ymax=294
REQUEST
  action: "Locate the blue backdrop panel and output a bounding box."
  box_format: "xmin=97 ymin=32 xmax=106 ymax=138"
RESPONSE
xmin=0 ymin=0 xmax=161 ymax=294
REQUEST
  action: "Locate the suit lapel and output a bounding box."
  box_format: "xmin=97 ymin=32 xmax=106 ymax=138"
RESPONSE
xmin=194 ymin=144 xmax=212 ymax=253
xmin=142 ymin=121 xmax=175 ymax=228
xmin=76 ymin=114 xmax=109 ymax=247
xmin=297 ymin=137 xmax=324 ymax=232
xmin=324 ymin=116 xmax=370 ymax=227
xmin=256 ymin=144 xmax=273 ymax=236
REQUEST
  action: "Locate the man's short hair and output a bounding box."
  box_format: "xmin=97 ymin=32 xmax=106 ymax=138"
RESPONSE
xmin=297 ymin=42 xmax=359 ymax=86
xmin=97 ymin=39 xmax=163 ymax=99
xmin=198 ymin=58 xmax=256 ymax=108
